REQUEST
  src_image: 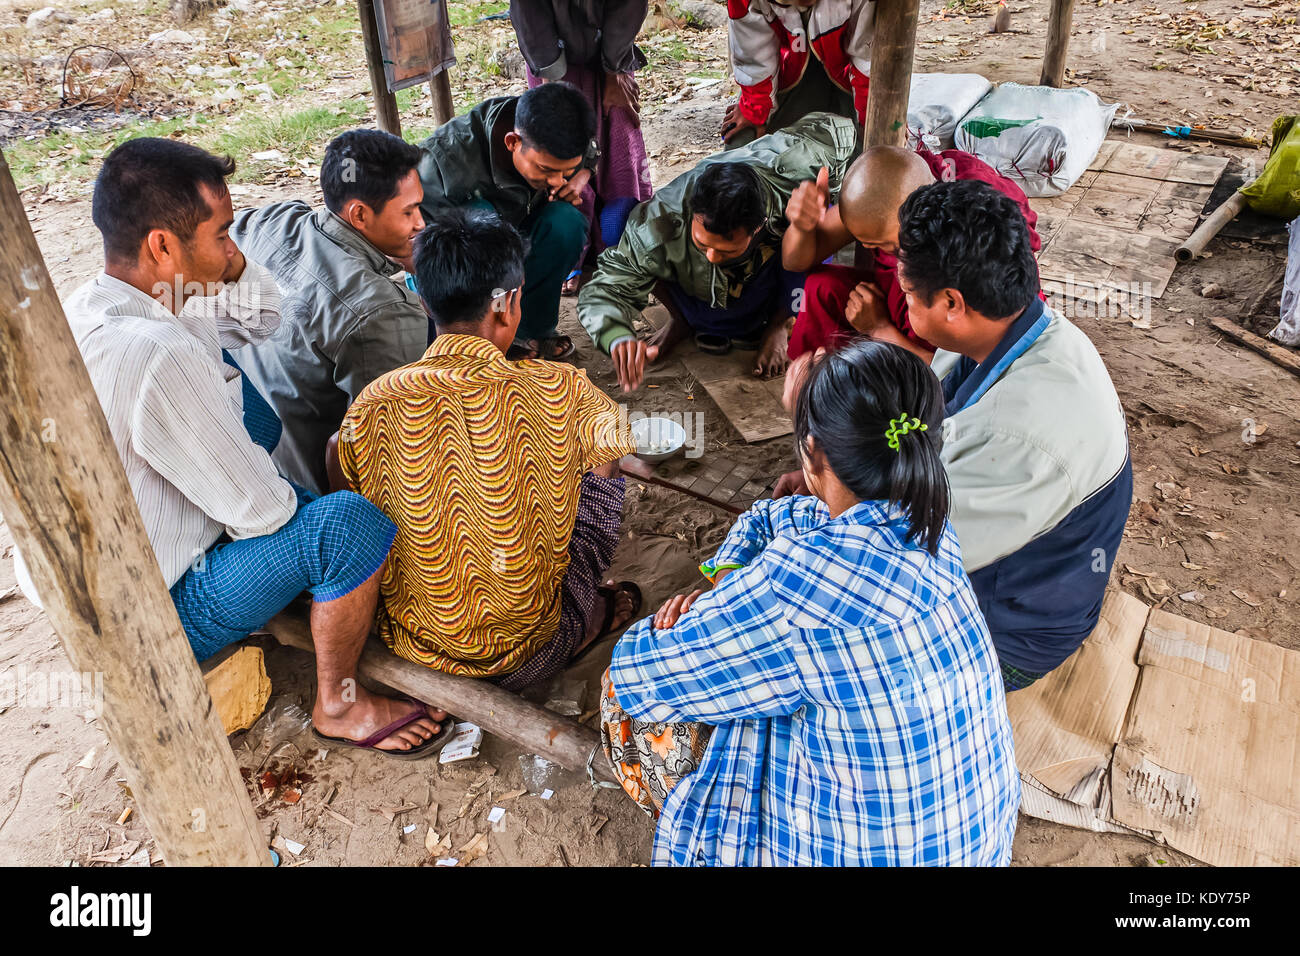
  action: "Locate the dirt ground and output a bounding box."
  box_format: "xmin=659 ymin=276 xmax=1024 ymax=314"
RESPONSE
xmin=1 ymin=0 xmax=1296 ymax=867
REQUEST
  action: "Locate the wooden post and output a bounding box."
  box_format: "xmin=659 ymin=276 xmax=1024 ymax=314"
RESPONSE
xmin=862 ymin=0 xmax=920 ymax=148
xmin=1040 ymin=0 xmax=1076 ymax=88
xmin=430 ymin=70 xmax=454 ymax=127
xmin=0 ymin=155 xmax=268 ymax=865
xmin=358 ymin=0 xmax=401 ymax=136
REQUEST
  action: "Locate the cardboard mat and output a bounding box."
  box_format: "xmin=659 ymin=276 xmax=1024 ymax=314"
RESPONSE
xmin=681 ymin=349 xmax=792 ymax=443
xmin=1031 ymin=141 xmax=1230 ymax=300
xmin=1008 ymin=589 xmax=1300 ymax=866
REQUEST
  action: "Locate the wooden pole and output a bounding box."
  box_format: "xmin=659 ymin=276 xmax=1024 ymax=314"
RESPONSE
xmin=0 ymin=154 xmax=268 ymax=866
xmin=358 ymin=0 xmax=401 ymax=136
xmin=265 ymin=614 xmax=619 ymax=785
xmin=1040 ymin=0 xmax=1076 ymax=88
xmin=430 ymin=70 xmax=454 ymax=127
xmin=862 ymin=0 xmax=920 ymax=148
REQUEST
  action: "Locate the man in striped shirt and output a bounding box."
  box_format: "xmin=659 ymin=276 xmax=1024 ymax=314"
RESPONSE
xmin=15 ymin=138 xmax=448 ymax=757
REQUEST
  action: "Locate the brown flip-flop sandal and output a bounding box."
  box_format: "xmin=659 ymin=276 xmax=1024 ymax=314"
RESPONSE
xmin=595 ymin=581 xmax=643 ymax=639
xmin=311 ymin=700 xmax=455 ymax=761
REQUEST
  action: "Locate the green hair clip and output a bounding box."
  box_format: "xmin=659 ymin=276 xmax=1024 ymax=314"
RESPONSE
xmin=885 ymin=415 xmax=928 ymax=451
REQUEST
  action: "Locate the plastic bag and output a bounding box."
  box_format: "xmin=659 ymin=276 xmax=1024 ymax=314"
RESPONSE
xmin=955 ymin=82 xmax=1119 ymax=197
xmin=907 ymin=73 xmax=993 ymax=152
xmin=1271 ymin=215 xmax=1300 ymax=347
xmin=1241 ymin=115 xmax=1300 ymax=221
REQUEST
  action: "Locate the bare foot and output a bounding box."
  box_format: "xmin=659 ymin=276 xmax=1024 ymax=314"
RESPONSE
xmin=312 ymin=685 xmax=448 ymax=752
xmin=753 ymin=322 xmax=791 ymax=378
xmin=562 ymin=274 xmax=581 ymax=296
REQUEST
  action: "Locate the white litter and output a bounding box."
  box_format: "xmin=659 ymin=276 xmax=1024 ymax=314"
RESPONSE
xmin=282 ymin=838 xmax=305 ymax=856
xmin=402 ymin=824 xmax=417 ymax=834
xmin=906 ymin=73 xmax=993 ymax=152
xmin=540 ymin=789 xmax=554 ymax=800
xmin=439 ymin=722 xmax=484 ymax=764
xmin=487 ymin=806 xmax=505 ymax=824
xmin=1269 ymin=215 xmax=1300 ymax=347
xmin=435 ymin=857 xmax=458 ymax=866
xmin=955 ymin=82 xmax=1119 ymax=197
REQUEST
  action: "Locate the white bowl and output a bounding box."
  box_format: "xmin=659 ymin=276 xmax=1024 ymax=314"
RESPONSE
xmin=630 ymin=416 xmax=686 ymax=463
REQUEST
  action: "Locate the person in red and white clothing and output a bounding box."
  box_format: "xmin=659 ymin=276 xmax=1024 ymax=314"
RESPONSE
xmin=721 ymin=0 xmax=875 ymax=147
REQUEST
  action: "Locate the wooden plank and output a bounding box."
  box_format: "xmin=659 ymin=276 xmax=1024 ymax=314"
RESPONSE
xmin=0 ymin=152 xmax=267 ymax=865
xmin=1208 ymin=316 xmax=1300 ymax=379
xmin=1095 ymin=142 xmax=1229 ymax=186
xmin=264 ymin=614 xmax=618 ymax=784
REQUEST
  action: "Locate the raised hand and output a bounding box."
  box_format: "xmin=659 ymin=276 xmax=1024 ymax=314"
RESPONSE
xmin=785 ymin=166 xmax=830 ymax=234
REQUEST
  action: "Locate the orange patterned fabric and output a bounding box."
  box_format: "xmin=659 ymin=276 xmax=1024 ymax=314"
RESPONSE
xmin=339 ymin=334 xmax=633 ymax=677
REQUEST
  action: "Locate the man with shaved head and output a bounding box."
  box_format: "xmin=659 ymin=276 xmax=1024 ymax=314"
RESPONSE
xmin=783 ymin=144 xmax=1040 ymax=360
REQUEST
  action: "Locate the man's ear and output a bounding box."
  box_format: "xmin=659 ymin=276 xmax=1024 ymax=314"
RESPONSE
xmin=144 ymin=228 xmax=173 ymax=267
xmin=945 ymin=287 xmax=967 ymax=323
xmin=341 ymin=198 xmax=369 ymax=232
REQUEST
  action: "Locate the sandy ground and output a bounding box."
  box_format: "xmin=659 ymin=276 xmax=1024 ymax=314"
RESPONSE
xmin=1 ymin=0 xmax=1296 ymax=867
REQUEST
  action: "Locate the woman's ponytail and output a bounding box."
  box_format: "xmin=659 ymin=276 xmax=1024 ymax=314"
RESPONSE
xmin=793 ymin=340 xmax=950 ymax=555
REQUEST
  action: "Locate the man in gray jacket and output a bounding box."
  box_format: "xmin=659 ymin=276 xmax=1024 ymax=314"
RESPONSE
xmin=232 ymin=129 xmax=427 ymax=493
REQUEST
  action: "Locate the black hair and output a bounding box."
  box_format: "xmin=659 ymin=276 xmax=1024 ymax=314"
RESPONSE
xmin=690 ymin=162 xmax=766 ymax=236
xmin=793 ymin=340 xmax=950 ymax=555
xmin=412 ymin=206 xmax=527 ymax=328
xmin=897 ymin=179 xmax=1039 ymax=320
xmin=92 ymin=137 xmax=236 ymax=264
xmin=320 ymin=128 xmax=423 ymax=215
xmin=514 ymin=82 xmax=595 ymax=160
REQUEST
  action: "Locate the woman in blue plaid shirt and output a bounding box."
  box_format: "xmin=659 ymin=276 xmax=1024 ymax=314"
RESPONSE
xmin=600 ymin=340 xmax=1020 ymax=865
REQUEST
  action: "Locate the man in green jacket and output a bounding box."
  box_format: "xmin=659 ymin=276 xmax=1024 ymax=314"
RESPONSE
xmin=417 ymin=82 xmax=597 ymax=361
xmin=577 ymin=112 xmax=858 ymax=391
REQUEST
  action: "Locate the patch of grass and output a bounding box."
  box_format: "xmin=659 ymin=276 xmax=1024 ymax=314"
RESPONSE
xmin=208 ymin=101 xmax=370 ymax=177
xmin=3 ymin=101 xmax=370 ymax=188
xmin=645 ymin=36 xmax=690 ymax=65
xmin=447 ymin=1 xmax=509 ymax=29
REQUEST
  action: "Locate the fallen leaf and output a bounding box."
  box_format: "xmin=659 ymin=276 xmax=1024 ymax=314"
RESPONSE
xmin=1203 ymin=531 xmax=1231 ymax=541
xmin=1231 ymin=589 xmax=1263 ymax=608
xmin=424 ymin=827 xmax=442 ymax=854
xmin=75 ymin=748 xmax=97 ymax=770
xmin=498 ymin=788 xmax=527 ymax=801
xmin=1181 ymin=562 xmax=1206 ymax=570
xmin=1178 ymin=590 xmax=1204 ymax=603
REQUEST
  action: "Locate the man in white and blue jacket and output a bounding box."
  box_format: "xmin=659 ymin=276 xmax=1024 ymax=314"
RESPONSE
xmin=895 ymin=179 xmax=1133 ymax=690
xmin=777 ymin=179 xmax=1132 ymax=691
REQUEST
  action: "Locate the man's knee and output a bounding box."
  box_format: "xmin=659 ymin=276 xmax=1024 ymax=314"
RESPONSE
xmin=532 ymin=200 xmax=588 ymax=256
xmin=804 ymin=266 xmax=855 ymax=312
xmin=303 ymin=491 xmax=395 ymax=549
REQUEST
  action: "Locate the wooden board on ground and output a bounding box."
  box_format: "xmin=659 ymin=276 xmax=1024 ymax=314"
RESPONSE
xmin=620 ymin=454 xmax=780 ymax=515
xmin=1031 ymin=140 xmax=1229 ymax=300
xmin=681 ymin=349 xmax=791 ymax=443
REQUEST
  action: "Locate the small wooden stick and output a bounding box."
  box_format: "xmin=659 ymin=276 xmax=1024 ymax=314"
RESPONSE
xmin=1208 ymin=316 xmax=1300 ymax=379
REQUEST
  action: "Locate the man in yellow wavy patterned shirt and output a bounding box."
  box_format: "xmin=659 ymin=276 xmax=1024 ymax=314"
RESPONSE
xmin=334 ymin=207 xmax=638 ymax=690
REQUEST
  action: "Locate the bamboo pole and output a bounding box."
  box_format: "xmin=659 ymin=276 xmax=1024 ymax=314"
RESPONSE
xmin=0 ymin=153 xmax=267 ymax=866
xmin=1175 ymin=188 xmax=1250 ymax=263
xmin=1040 ymin=0 xmax=1076 ymax=88
xmin=862 ymin=0 xmax=921 ymax=149
xmin=358 ymin=0 xmax=402 ymax=136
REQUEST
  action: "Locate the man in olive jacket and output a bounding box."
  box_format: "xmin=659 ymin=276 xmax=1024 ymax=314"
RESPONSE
xmin=417 ymin=82 xmax=597 ymax=360
xmin=577 ymin=112 xmax=859 ymax=391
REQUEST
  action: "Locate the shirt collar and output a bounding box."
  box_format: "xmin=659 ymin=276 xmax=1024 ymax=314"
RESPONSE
xmin=315 ymin=209 xmax=400 ymax=276
xmin=95 ymin=272 xmax=177 ymax=319
xmin=943 ymin=296 xmax=1047 ymax=416
xmin=426 ymin=333 xmax=507 ymax=362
